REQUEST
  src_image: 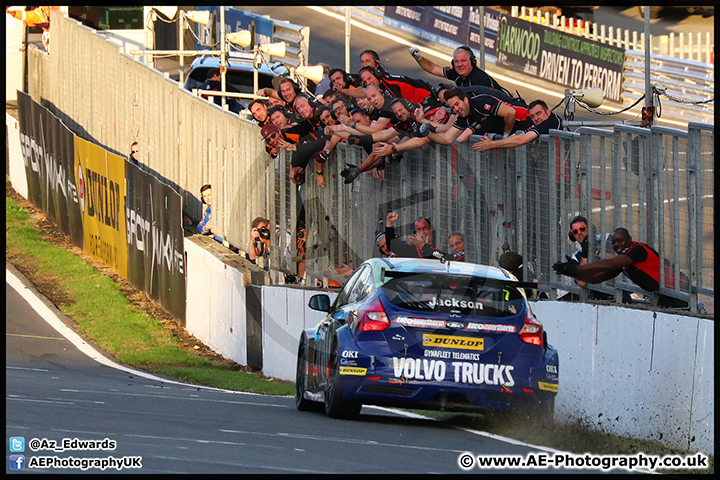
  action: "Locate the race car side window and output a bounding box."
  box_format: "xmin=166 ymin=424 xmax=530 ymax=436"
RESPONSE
xmin=347 ymin=266 xmax=372 ymax=305
xmin=332 ymin=266 xmax=366 ymax=311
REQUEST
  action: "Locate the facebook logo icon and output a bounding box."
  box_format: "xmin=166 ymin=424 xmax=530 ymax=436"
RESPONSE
xmin=10 ymin=455 xmax=25 ymax=470
xmin=10 ymin=436 xmax=25 ymax=452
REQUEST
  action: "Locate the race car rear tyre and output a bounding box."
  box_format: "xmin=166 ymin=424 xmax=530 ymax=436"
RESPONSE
xmin=295 ymin=343 xmax=323 ymax=412
xmin=325 ymin=352 xmax=361 ymax=419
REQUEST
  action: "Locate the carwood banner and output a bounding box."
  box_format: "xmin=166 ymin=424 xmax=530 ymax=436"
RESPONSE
xmin=125 ymin=165 xmax=186 ymax=322
xmin=74 ymin=137 xmax=128 ymax=278
xmin=495 ymin=15 xmax=625 ymax=102
xmin=17 ymin=91 xmax=83 ymax=247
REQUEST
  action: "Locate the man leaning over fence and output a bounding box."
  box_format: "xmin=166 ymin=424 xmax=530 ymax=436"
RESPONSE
xmin=418 ymin=87 xmax=522 ymax=145
xmin=552 ymin=227 xmax=689 ymax=309
xmin=472 ymin=99 xmax=563 ymax=152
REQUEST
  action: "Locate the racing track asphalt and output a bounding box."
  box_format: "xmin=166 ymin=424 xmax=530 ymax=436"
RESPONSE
xmin=6 ymin=262 xmax=629 ymax=474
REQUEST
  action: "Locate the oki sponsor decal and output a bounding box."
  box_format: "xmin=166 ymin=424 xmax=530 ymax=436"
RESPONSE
xmin=423 ymin=334 xmax=484 ymax=350
xmin=394 ymin=316 xmax=447 ymax=328
xmin=339 ymin=366 xmax=367 ymax=376
xmin=465 ymin=322 xmax=516 ymax=333
xmin=538 ymin=381 xmax=558 ymax=392
xmin=392 ymin=358 xmax=514 ymax=386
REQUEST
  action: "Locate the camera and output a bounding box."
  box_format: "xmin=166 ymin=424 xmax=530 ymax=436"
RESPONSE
xmin=257 ymin=226 xmax=271 ymax=240
xmin=297 ymin=229 xmax=304 ymax=239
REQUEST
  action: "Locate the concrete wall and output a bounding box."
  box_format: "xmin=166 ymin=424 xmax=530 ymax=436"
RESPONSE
xmin=185 ymin=236 xmax=264 ymax=367
xmin=534 ymin=302 xmax=713 ymax=454
xmin=6 ymin=112 xmax=28 ymax=199
xmin=261 ymin=286 xmax=337 ymax=381
xmin=182 ymin=239 xmax=713 ymax=454
xmin=5 ymin=15 xmax=24 ymax=102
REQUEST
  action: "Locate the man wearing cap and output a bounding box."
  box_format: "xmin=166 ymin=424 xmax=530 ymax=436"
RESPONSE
xmin=375 ymin=231 xmax=395 ymax=257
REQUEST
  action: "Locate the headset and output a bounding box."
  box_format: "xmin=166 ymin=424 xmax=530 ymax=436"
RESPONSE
xmin=278 ymin=77 xmax=302 ymax=95
xmin=451 ymin=45 xmax=477 ymax=68
xmin=359 ymin=65 xmax=384 ymax=81
xmin=568 ymin=215 xmax=588 ymax=242
xmin=330 ymin=97 xmax=352 ymax=120
xmin=360 ymin=50 xmax=388 ymax=76
xmin=389 ymin=97 xmax=418 ymax=114
xmin=349 ymin=106 xmax=371 ymax=117
xmin=328 ymin=68 xmax=354 ymax=88
xmin=267 ymin=105 xmax=290 ymax=120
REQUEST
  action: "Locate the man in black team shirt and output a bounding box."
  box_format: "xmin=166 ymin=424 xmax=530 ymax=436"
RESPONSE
xmin=410 ymin=45 xmax=509 ymax=93
xmin=418 ymin=87 xmax=524 ymax=145
xmin=384 ymin=212 xmax=446 ymax=260
xmin=471 ymin=99 xmax=563 ymax=152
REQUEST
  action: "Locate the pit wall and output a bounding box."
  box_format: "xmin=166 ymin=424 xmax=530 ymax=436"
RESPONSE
xmin=183 ymin=236 xmax=713 ymax=455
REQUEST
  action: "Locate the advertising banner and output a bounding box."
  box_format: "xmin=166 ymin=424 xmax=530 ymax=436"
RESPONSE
xmin=125 ymin=165 xmax=186 ymax=323
xmin=383 ymin=6 xmax=500 ymax=58
xmin=468 ymin=7 xmax=501 ymax=58
xmin=17 ymin=91 xmax=84 ymax=247
xmin=74 ymin=137 xmax=128 ymax=277
xmin=495 ymin=15 xmax=625 ymax=102
xmin=195 ymin=6 xmax=274 ymax=48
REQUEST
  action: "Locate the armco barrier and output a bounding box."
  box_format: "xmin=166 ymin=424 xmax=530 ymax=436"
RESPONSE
xmin=180 ymin=237 xmax=713 ymax=454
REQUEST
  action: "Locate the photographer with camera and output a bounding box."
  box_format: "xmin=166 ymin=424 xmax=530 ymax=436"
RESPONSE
xmin=247 ymin=217 xmax=271 ymax=266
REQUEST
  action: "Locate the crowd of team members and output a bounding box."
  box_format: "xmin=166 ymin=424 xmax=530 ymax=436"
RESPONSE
xmin=248 ymin=46 xmax=564 ymax=187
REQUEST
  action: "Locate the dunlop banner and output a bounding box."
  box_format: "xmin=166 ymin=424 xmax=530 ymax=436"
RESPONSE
xmin=125 ymin=165 xmax=186 ymax=323
xmin=16 ymin=91 xmax=84 ymax=246
xmin=74 ymin=137 xmax=128 ymax=277
xmin=496 ymin=15 xmax=625 ymax=102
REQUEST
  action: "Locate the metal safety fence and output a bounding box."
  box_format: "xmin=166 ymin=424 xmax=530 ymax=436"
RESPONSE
xmin=25 ymin=11 xmax=713 ymax=315
xmin=273 ymin=123 xmax=713 ymax=314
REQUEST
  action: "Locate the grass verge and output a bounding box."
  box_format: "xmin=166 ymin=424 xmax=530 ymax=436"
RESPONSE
xmin=5 ymin=185 xmax=712 ymax=473
xmin=5 ymin=189 xmax=294 ymax=396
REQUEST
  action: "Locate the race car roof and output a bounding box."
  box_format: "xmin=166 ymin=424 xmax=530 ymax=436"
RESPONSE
xmin=364 ymin=257 xmax=513 ymax=281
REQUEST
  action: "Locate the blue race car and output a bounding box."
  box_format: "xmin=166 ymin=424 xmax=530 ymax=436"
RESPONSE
xmin=295 ymin=257 xmax=559 ymax=419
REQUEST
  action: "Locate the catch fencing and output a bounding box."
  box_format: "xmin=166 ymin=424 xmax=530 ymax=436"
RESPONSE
xmin=27 ymin=11 xmax=713 ymax=314
xmin=276 ymin=123 xmax=714 ymax=314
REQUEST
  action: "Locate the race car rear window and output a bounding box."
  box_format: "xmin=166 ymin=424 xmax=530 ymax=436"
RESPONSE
xmin=381 ymin=273 xmax=525 ymax=317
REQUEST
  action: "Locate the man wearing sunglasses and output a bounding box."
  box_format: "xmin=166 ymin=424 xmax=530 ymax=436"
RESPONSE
xmin=553 ymin=227 xmax=687 ymax=309
xmin=568 ymin=216 xmax=590 ymax=288
xmin=565 ymin=216 xmax=614 ymax=301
